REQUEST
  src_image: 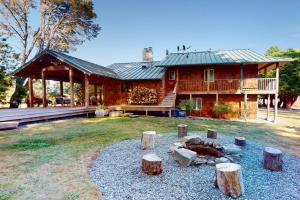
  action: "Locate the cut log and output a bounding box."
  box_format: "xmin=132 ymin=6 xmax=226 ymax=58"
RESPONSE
xmin=141 ymin=153 xmax=162 ymax=175
xmin=215 ymin=163 xmax=244 ymax=198
xmin=207 ymin=129 xmax=217 ymax=139
xmin=174 ymin=148 xmax=197 ymax=167
xmin=235 ymin=137 xmax=246 ymax=146
xmin=0 ymin=121 xmax=19 ymax=130
xmin=177 ymin=124 xmax=188 ymax=138
xmin=263 ymin=147 xmax=283 ymax=171
xmin=141 ymin=131 xmax=156 ymax=149
xmin=109 ymin=111 xmax=123 ymax=117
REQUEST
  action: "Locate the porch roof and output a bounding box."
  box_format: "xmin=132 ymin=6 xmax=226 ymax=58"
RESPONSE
xmin=156 ymin=49 xmax=294 ymax=67
xmin=13 ymin=49 xmax=120 ymax=79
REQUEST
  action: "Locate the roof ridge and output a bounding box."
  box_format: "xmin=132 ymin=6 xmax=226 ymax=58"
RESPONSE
xmin=47 ymin=49 xmax=106 ymax=68
xmin=108 ymin=61 xmax=159 ymax=65
xmin=169 ymin=49 xmax=251 ymax=55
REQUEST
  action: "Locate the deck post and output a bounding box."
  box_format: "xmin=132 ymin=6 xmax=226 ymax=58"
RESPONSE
xmin=189 ymin=93 xmax=192 ymax=110
xmin=69 ymin=68 xmax=74 ymax=107
xmin=94 ymin=85 xmax=97 ymax=105
xmin=266 ymin=94 xmax=270 ymax=120
xmin=60 ymin=81 xmax=64 ymax=97
xmin=216 ymin=93 xmax=219 ymax=105
xmin=274 ymin=63 xmax=279 ymax=122
xmin=82 ymin=78 xmax=85 ymax=106
xmin=28 ymin=76 xmax=34 ymax=108
xmin=244 ymin=93 xmax=247 ymax=122
xmin=84 ymin=74 xmax=89 ymax=108
xmin=240 ymin=64 xmax=244 ymax=92
xmin=42 ymin=69 xmax=47 ymax=107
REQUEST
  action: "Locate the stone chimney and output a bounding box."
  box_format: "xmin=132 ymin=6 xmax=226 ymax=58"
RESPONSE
xmin=143 ymin=47 xmax=153 ymax=62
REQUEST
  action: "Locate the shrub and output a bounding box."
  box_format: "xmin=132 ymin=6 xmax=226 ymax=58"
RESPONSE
xmin=179 ymin=99 xmax=196 ymax=115
xmin=213 ymin=103 xmax=233 ymax=117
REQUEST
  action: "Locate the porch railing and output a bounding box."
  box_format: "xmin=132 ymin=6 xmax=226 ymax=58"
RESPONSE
xmin=243 ymin=78 xmax=277 ymax=91
xmin=177 ymin=78 xmax=277 ymax=92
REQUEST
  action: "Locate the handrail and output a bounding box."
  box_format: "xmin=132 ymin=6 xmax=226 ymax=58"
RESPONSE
xmin=177 ymin=78 xmax=277 ymax=92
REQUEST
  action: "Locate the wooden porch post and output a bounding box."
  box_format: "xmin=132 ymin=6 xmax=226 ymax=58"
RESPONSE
xmin=274 ymin=63 xmax=279 ymax=122
xmin=266 ymin=94 xmax=270 ymax=120
xmin=84 ymin=74 xmax=89 ymax=107
xmin=82 ymin=78 xmax=85 ymax=106
xmin=60 ymin=81 xmax=64 ymax=97
xmin=216 ymin=93 xmax=219 ymax=105
xmin=28 ymin=76 xmax=34 ymax=108
xmin=240 ymin=64 xmax=244 ymax=91
xmin=69 ymin=68 xmax=74 ymax=107
xmin=42 ymin=69 xmax=47 ymax=107
xmin=244 ymin=93 xmax=247 ymax=122
xmin=94 ymin=85 xmax=97 ymax=105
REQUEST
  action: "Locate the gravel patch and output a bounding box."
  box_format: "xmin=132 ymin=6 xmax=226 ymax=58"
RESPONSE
xmin=90 ymin=133 xmax=300 ymax=200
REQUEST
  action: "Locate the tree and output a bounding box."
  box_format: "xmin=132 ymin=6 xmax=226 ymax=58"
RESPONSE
xmin=0 ymin=38 xmax=19 ymax=104
xmin=38 ymin=0 xmax=100 ymax=52
xmin=0 ymin=0 xmax=100 ymax=106
xmin=265 ymin=46 xmax=300 ymax=109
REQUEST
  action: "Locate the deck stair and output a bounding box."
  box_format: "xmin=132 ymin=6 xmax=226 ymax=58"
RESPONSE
xmin=159 ymin=92 xmax=176 ymax=107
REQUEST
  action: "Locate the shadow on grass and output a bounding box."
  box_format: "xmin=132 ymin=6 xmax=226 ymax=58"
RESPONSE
xmin=2 ymin=138 xmax=56 ymax=150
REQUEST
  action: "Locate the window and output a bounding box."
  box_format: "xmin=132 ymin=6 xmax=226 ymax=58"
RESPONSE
xmin=169 ymin=71 xmax=175 ymax=80
xmin=121 ymin=82 xmax=133 ymax=92
xmin=193 ymin=97 xmax=202 ymax=111
xmin=204 ymin=69 xmax=214 ymax=81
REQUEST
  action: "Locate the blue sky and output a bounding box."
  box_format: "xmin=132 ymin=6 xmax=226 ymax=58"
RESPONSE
xmin=15 ymin=0 xmax=300 ymax=65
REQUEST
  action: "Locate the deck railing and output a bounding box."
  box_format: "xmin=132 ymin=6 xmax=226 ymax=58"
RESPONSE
xmin=177 ymin=78 xmax=277 ymax=93
xmin=243 ymin=78 xmax=277 ymax=91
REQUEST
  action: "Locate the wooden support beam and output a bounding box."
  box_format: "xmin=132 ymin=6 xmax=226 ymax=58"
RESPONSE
xmin=274 ymin=63 xmax=279 ymax=122
xmin=266 ymin=94 xmax=270 ymax=120
xmin=28 ymin=76 xmax=34 ymax=108
xmin=216 ymin=93 xmax=219 ymax=105
xmin=84 ymin=74 xmax=89 ymax=108
xmin=94 ymin=85 xmax=97 ymax=105
xmin=60 ymin=81 xmax=64 ymax=97
xmin=244 ymin=93 xmax=247 ymax=122
xmin=69 ymin=68 xmax=74 ymax=107
xmin=240 ymin=64 xmax=244 ymax=91
xmin=82 ymin=78 xmax=85 ymax=106
xmin=41 ymin=70 xmax=47 ymax=107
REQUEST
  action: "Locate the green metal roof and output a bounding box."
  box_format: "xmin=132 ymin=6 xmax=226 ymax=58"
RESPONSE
xmin=13 ymin=49 xmax=120 ymax=79
xmin=156 ymin=49 xmax=294 ymax=67
xmin=107 ymin=61 xmax=164 ymax=80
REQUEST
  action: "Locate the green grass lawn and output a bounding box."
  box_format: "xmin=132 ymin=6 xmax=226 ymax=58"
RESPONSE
xmin=0 ymin=116 xmax=299 ymax=200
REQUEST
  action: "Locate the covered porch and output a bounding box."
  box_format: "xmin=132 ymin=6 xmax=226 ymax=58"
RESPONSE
xmin=13 ymin=50 xmax=119 ymax=108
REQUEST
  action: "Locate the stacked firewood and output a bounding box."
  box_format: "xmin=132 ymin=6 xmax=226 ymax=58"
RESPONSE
xmin=128 ymin=87 xmax=158 ymax=105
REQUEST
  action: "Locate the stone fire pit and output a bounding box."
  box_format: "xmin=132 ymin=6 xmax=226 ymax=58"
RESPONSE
xmin=169 ymin=135 xmax=243 ymax=166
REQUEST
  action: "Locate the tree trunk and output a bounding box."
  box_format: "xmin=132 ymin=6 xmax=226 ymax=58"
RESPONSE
xmin=141 ymin=153 xmax=162 ymax=175
xmin=215 ymin=163 xmax=244 ymax=198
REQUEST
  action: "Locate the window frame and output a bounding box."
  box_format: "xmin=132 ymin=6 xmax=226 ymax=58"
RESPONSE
xmin=169 ymin=70 xmax=176 ymax=80
xmin=204 ymin=68 xmax=215 ymax=82
xmin=193 ymin=97 xmax=203 ymax=111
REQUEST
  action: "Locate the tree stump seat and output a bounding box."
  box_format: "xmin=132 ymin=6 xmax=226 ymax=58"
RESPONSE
xmin=263 ymin=147 xmax=283 ymax=171
xmin=207 ymin=129 xmax=217 ymax=139
xmin=235 ymin=137 xmax=246 ymax=146
xmin=177 ymin=124 xmax=188 ymax=138
xmin=141 ymin=131 xmax=156 ymax=149
xmin=141 ymin=153 xmax=162 ymax=175
xmin=215 ymin=163 xmax=244 ymax=198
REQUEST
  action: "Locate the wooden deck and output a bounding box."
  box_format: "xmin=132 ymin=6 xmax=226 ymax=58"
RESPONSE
xmin=0 ymin=107 xmax=96 ymax=125
xmin=108 ymin=105 xmax=173 ymax=116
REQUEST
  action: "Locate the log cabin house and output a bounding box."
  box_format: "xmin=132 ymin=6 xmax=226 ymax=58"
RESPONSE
xmin=13 ymin=48 xmax=293 ymax=121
